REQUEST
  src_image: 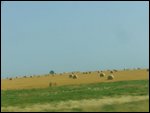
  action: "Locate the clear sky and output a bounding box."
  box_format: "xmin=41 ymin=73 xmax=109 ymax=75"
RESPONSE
xmin=1 ymin=1 xmax=149 ymax=78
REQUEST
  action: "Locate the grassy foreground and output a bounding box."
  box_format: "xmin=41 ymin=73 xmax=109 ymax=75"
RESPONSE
xmin=1 ymin=80 xmax=149 ymax=112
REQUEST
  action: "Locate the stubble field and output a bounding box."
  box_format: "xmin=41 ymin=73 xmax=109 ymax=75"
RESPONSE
xmin=1 ymin=69 xmax=149 ymax=112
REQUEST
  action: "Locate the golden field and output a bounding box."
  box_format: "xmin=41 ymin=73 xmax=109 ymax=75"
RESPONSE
xmin=1 ymin=69 xmax=149 ymax=90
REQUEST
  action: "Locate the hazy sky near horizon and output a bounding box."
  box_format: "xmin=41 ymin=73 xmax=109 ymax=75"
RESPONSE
xmin=1 ymin=1 xmax=149 ymax=77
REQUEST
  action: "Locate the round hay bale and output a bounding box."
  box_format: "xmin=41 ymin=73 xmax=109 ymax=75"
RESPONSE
xmin=147 ymin=69 xmax=149 ymax=72
xmin=99 ymin=73 xmax=105 ymax=77
xmin=69 ymin=74 xmax=73 ymax=78
xmin=107 ymin=74 xmax=114 ymax=80
xmin=110 ymin=71 xmax=113 ymax=73
xmin=9 ymin=78 xmax=12 ymax=80
xmin=73 ymin=74 xmax=78 ymax=79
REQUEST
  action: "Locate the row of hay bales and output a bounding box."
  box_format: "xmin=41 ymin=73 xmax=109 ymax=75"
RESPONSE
xmin=99 ymin=72 xmax=114 ymax=80
xmin=81 ymin=70 xmax=117 ymax=75
xmin=82 ymin=71 xmax=92 ymax=74
xmin=7 ymin=75 xmax=38 ymax=80
xmin=7 ymin=73 xmax=59 ymax=80
xmin=68 ymin=72 xmax=114 ymax=80
xmin=123 ymin=68 xmax=141 ymax=71
xmin=6 ymin=68 xmax=148 ymax=81
xmin=82 ymin=72 xmax=88 ymax=74
xmin=7 ymin=70 xmax=116 ymax=80
xmin=69 ymin=74 xmax=78 ymax=79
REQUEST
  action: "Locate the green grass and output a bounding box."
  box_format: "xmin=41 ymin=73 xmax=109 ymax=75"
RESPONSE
xmin=64 ymin=99 xmax=149 ymax=112
xmin=100 ymin=99 xmax=149 ymax=112
xmin=1 ymin=80 xmax=149 ymax=108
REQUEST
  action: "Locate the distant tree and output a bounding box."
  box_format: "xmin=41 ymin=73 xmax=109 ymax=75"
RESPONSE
xmin=49 ymin=70 xmax=55 ymax=75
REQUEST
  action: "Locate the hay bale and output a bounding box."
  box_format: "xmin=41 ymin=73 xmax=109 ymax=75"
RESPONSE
xmin=107 ymin=74 xmax=114 ymax=80
xmin=110 ymin=71 xmax=113 ymax=73
xmin=9 ymin=78 xmax=12 ymax=80
xmin=69 ymin=74 xmax=73 ymax=78
xmin=73 ymin=74 xmax=78 ymax=79
xmin=99 ymin=73 xmax=105 ymax=77
xmin=147 ymin=69 xmax=149 ymax=72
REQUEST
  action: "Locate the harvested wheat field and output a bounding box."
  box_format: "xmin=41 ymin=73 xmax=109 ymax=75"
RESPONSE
xmin=1 ymin=69 xmax=149 ymax=90
xmin=1 ymin=79 xmax=149 ymax=112
xmin=2 ymin=1 xmax=149 ymax=112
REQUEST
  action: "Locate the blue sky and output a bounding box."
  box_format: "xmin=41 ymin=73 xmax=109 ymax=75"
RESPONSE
xmin=1 ymin=1 xmax=149 ymax=77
